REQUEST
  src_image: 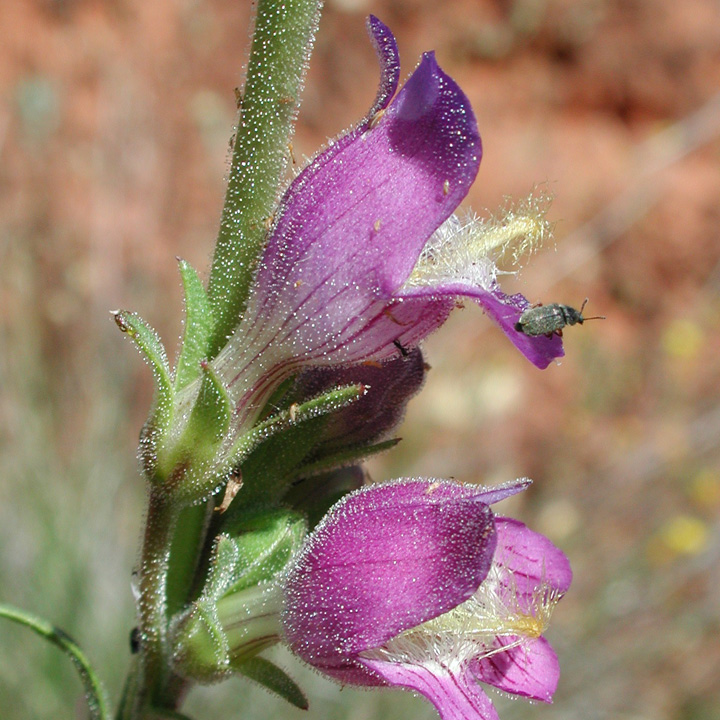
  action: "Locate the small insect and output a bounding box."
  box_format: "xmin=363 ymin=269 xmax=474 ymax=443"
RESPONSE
xmin=514 ymin=298 xmax=605 ymax=337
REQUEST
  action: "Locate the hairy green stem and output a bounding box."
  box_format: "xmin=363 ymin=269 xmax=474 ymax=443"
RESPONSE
xmin=207 ymin=0 xmax=323 ymax=354
xmin=138 ymin=492 xmax=180 ymax=711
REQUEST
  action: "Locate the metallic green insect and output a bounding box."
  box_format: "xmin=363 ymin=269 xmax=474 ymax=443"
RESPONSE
xmin=515 ymin=298 xmax=605 ymax=337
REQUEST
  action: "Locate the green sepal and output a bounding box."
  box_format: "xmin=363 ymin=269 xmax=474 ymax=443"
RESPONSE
xmin=181 ymin=362 xmax=231 ymax=452
xmin=175 ymin=259 xmax=215 ymax=391
xmin=218 ymin=383 xmax=372 ymax=515
xmin=235 ymin=656 xmax=308 ymax=710
xmin=170 ymin=509 xmax=305 ymax=683
xmin=221 ymin=417 xmax=323 ymax=515
xmin=161 ymin=361 xmax=232 ymax=500
xmin=226 ymin=383 xmax=367 ymax=472
xmin=208 ymin=509 xmax=306 ymax=598
xmin=171 ymin=599 xmax=230 ymax=682
xmin=113 ymin=309 xmax=173 ymax=437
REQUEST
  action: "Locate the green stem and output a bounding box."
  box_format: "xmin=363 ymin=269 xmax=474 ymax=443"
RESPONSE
xmin=207 ymin=0 xmax=323 ymax=354
xmin=138 ymin=492 xmax=180 ymax=711
xmin=0 ymin=603 xmax=111 ymax=720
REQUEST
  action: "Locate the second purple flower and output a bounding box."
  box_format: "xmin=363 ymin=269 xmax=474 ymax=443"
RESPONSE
xmin=282 ymin=478 xmax=572 ymax=720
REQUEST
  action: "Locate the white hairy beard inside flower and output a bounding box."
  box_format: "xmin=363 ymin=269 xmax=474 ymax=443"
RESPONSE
xmin=362 ymin=559 xmax=561 ymax=668
xmin=403 ymin=191 xmax=554 ymax=292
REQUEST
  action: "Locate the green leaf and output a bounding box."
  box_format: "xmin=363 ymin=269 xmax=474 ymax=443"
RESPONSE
xmin=175 ymin=259 xmax=215 ymax=391
xmin=207 ymin=0 xmax=323 ymax=354
xmin=235 ymin=656 xmax=308 ymax=710
xmin=0 ymin=604 xmax=110 ymax=720
xmin=112 ymin=309 xmax=173 ymax=433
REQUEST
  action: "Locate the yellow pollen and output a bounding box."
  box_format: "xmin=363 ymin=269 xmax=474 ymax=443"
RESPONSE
xmin=505 ymin=611 xmax=549 ymax=639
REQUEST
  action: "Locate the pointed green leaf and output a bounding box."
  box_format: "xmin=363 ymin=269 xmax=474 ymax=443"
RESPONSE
xmin=0 ymin=604 xmax=111 ymax=720
xmin=175 ymin=260 xmax=215 ymax=391
xmin=235 ymin=656 xmax=308 ymax=710
xmin=113 ymin=309 xmax=173 ymax=432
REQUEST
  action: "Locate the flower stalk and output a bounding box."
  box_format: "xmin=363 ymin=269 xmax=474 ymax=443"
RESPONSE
xmin=128 ymin=493 xmax=181 ymax=715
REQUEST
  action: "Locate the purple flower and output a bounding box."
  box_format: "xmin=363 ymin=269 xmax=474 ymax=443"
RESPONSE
xmin=211 ymin=16 xmax=562 ymax=435
xmin=281 ymin=478 xmax=571 ymax=720
xmin=292 ymin=347 xmax=426 ymax=453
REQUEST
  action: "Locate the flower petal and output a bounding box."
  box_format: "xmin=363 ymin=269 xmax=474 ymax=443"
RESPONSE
xmin=471 ymin=288 xmax=564 ymax=369
xmin=282 ymin=480 xmax=496 ymax=671
xmin=293 ymin=347 xmax=426 ymax=451
xmin=365 ymin=16 xmax=400 ymax=117
xmin=494 ymin=517 xmax=573 ymax=597
xmin=239 ymin=49 xmax=481 ymax=366
xmin=361 ymin=658 xmax=500 ymax=720
xmin=470 ymin=635 xmax=560 ymax=703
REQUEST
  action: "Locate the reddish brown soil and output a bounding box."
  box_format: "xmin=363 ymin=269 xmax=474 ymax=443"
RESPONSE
xmin=2 ymin=1 xmax=720 ymax=718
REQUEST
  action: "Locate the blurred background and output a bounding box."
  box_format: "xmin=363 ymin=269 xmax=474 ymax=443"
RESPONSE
xmin=1 ymin=0 xmax=720 ymax=718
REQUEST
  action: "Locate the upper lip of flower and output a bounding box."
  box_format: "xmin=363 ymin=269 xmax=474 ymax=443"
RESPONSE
xmin=210 ymin=15 xmax=481 ymax=408
xmin=280 ymin=478 xmax=530 ymax=668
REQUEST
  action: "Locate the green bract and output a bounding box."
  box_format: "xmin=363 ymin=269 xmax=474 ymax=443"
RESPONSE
xmin=170 ymin=509 xmax=306 ymax=684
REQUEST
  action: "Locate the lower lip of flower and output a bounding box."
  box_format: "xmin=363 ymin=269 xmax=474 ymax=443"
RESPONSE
xmin=361 ymin=570 xmax=562 ymax=667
